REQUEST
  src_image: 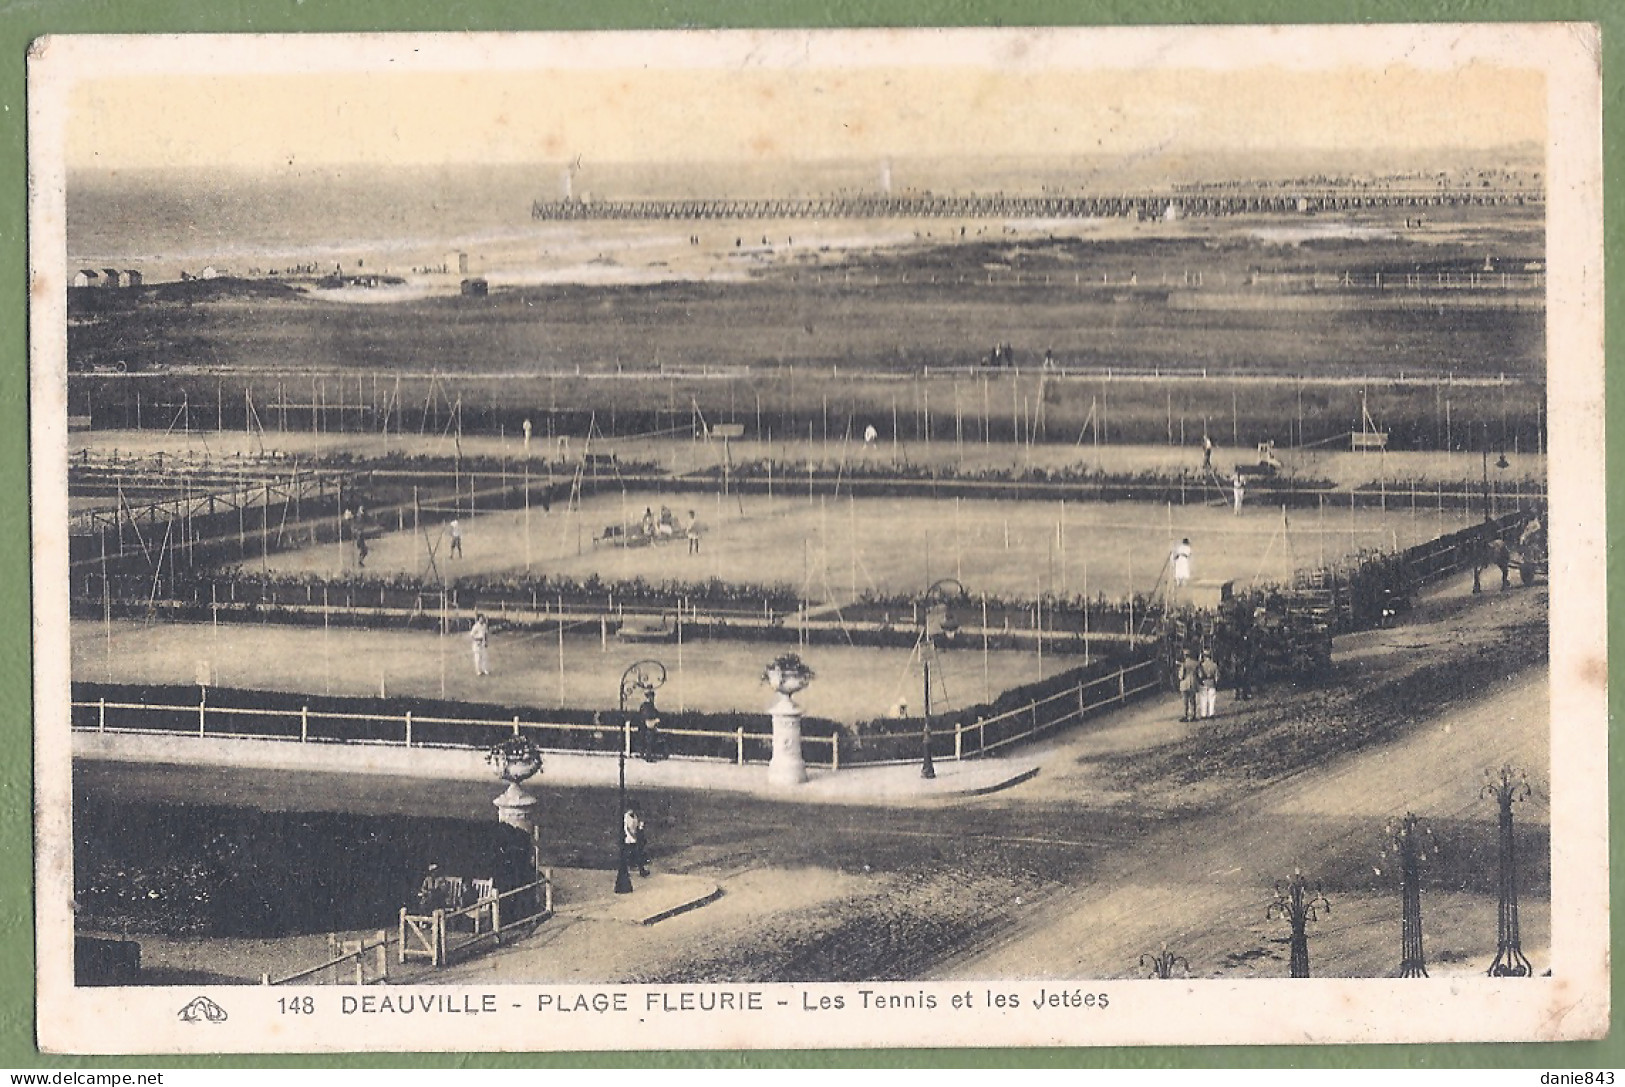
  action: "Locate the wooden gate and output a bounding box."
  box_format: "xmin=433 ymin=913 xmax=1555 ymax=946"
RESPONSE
xmin=397 ymin=871 xmax=553 ymax=969
xmin=398 ymin=909 xmax=446 ymax=966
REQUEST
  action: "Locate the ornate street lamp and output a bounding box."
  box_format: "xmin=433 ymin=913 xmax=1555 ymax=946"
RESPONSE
xmin=615 ymin=659 xmax=666 ymax=894
xmin=1480 ymin=422 xmax=1511 ymax=521
xmin=1483 ymin=764 xmax=1534 ymax=977
xmin=1267 ymin=869 xmax=1331 ymax=978
xmin=1379 ymin=812 xmax=1437 ymax=978
xmin=919 ymin=578 xmax=967 ymax=781
xmin=1139 ymin=944 xmax=1190 ymax=980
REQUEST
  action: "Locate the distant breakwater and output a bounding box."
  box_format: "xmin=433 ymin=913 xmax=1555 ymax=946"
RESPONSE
xmin=531 ymin=188 xmax=1543 ymax=222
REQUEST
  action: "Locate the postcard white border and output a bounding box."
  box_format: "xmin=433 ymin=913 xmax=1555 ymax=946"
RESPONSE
xmin=29 ymin=24 xmax=1607 ymax=1053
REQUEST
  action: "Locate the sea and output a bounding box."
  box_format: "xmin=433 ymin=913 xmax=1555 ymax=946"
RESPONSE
xmin=66 ymin=148 xmax=1541 ymax=282
xmin=66 ymin=158 xmax=1139 ymax=281
xmin=69 ymin=163 xmax=569 ymax=273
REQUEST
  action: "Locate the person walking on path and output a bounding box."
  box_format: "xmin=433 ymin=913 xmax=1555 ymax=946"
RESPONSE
xmin=1202 ymin=434 xmax=1213 ymax=471
xmin=1198 ymin=649 xmax=1220 ymax=719
xmin=1177 ymin=650 xmax=1199 ymax=722
xmin=623 ymin=806 xmax=649 ymax=877
xmin=448 ymin=518 xmax=464 ymax=559
xmin=1171 ymin=538 xmax=1193 ymax=590
xmin=1232 ymin=475 xmax=1246 ymax=515
xmin=470 ymin=612 xmax=491 ymax=677
xmin=355 ymin=533 xmax=369 ymax=571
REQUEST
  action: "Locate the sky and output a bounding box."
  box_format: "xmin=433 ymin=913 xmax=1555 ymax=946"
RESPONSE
xmin=65 ymin=65 xmax=1544 ymax=173
xmin=44 ymin=29 xmax=1548 ymax=178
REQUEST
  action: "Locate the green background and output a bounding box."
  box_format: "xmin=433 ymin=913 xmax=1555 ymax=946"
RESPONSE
xmin=1 ymin=0 xmax=1617 ymax=1071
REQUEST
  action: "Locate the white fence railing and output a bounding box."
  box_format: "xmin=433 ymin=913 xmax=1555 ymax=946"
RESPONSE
xmin=72 ymin=655 xmax=1163 ymax=770
xmin=72 ymin=695 xmax=843 ymax=766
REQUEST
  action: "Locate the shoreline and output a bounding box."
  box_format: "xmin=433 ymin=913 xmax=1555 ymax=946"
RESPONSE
xmin=68 ymin=204 xmax=1539 ymax=298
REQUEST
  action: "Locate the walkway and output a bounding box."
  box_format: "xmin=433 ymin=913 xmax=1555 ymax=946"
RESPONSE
xmin=75 ymin=728 xmax=1042 ymax=807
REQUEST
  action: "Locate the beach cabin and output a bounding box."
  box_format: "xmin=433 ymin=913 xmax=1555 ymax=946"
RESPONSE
xmin=100 ymin=268 xmax=123 ymax=289
xmin=123 ymin=269 xmax=143 ymax=288
xmin=446 ymin=251 xmax=469 ymax=275
xmin=199 ymin=266 xmax=222 ymax=280
xmin=72 ymin=269 xmax=100 ymax=289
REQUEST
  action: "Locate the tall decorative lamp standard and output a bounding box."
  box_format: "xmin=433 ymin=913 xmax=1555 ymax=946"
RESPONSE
xmin=1483 ymin=764 xmax=1534 ymax=977
xmin=1267 ymin=869 xmax=1331 ymax=979
xmin=1380 ymin=811 xmax=1437 ymax=978
xmin=764 ymin=653 xmax=815 ymax=786
xmin=1139 ymin=944 xmax=1190 ymax=980
xmin=918 ymin=578 xmax=966 ymax=781
xmin=615 ymin=660 xmax=666 ymax=894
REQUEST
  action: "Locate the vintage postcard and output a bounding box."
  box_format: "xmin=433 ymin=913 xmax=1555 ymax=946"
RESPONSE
xmin=28 ymin=25 xmax=1606 ymax=1053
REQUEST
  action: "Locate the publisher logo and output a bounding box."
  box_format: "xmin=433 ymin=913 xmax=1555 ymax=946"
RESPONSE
xmin=177 ymin=995 xmax=228 ymax=1023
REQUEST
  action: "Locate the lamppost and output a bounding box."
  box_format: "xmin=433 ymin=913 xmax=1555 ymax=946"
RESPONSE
xmin=1380 ymin=812 xmax=1437 ymax=978
xmin=1480 ymin=422 xmax=1509 ymax=523
xmin=919 ymin=578 xmax=966 ymax=781
xmin=615 ymin=659 xmax=666 ymax=894
xmin=1483 ymin=764 xmax=1534 ymax=977
xmin=1139 ymin=944 xmax=1190 ymax=980
xmin=1267 ymin=869 xmax=1331 ymax=978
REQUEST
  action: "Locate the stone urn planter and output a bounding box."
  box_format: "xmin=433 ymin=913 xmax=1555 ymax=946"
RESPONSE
xmin=763 ymin=653 xmax=815 ymax=786
xmin=487 ymin=736 xmax=544 ymax=832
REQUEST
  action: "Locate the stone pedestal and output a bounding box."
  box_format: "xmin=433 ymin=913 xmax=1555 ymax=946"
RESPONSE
xmin=767 ymin=693 xmax=808 ymax=786
xmin=493 ymin=781 xmax=540 ymax=833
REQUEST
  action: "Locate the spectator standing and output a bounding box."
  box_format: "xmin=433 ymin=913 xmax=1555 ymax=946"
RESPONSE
xmin=685 ymin=510 xmax=702 ymax=555
xmin=448 ymin=518 xmax=463 ymax=558
xmin=470 ymin=613 xmax=491 ymax=677
xmin=1198 ymin=649 xmax=1220 ymax=719
xmin=1233 ymin=624 xmax=1257 ymax=703
xmin=1232 ymin=475 xmax=1246 ymax=515
xmin=1177 ymin=650 xmax=1199 ymax=723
